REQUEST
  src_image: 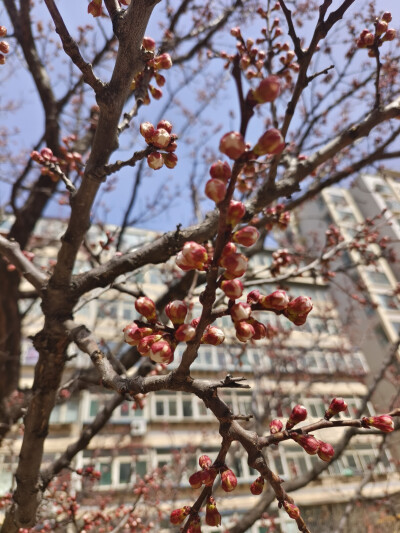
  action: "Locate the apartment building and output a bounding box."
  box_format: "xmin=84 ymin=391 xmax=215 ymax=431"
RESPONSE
xmin=1 ymin=215 xmax=399 ymax=532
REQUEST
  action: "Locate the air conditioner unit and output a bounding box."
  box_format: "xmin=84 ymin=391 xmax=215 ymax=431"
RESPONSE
xmin=130 ymin=419 xmax=147 ymax=436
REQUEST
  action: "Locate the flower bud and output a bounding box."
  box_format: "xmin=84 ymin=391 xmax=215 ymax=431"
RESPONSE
xmin=123 ymin=323 xmax=153 ymax=346
xmin=260 ymin=290 xmax=289 ymax=311
xmin=40 ymin=147 xmax=53 ymax=160
xmin=0 ymin=41 xmax=9 ymax=54
xmin=247 ymin=289 xmax=261 ymax=304
xmin=219 ymin=131 xmax=246 ymax=160
xmin=142 ymin=36 xmax=156 ymax=52
xmin=269 ymin=419 xmax=283 ymax=434
xmin=325 ymin=397 xmax=348 ymax=419
xmin=187 ymin=515 xmax=201 ymax=533
xmin=250 ymin=319 xmax=267 ymax=340
xmin=283 ymin=501 xmax=300 ymax=520
xmin=250 ymin=476 xmax=264 ymax=495
xmin=286 ymin=404 xmax=307 ymax=430
xmin=147 ymin=151 xmax=164 ymax=170
xmin=176 ymin=251 xmax=195 ymax=271
xmin=230 ymin=302 xmax=252 ymax=322
xmin=199 ymin=455 xmax=212 ymax=469
xmin=163 ymin=152 xmax=178 ymax=169
xmin=292 ymin=433 xmax=319 ymax=455
xmin=376 ymin=19 xmax=388 ymax=36
xmin=157 ymin=119 xmax=173 ymax=133
xmin=181 ymin=241 xmax=208 ymax=270
xmin=253 ymin=75 xmax=281 ymax=103
xmin=233 ymin=226 xmax=260 ymax=247
xmin=221 ymin=241 xmax=237 ymax=257
xmin=383 ymin=28 xmax=396 ymax=41
xmin=0 ymin=27 xmax=7 ymax=38
xmin=382 ymin=12 xmax=392 ymax=22
xmin=149 ymin=340 xmax=174 ymax=364
xmin=201 ymin=326 xmax=225 ymax=345
xmin=88 ymin=0 xmax=102 ymax=17
xmin=284 ymin=296 xmax=313 ymax=325
xmin=170 ymin=506 xmax=191 ymax=525
xmin=154 ymin=53 xmax=172 ymax=69
xmin=165 ymin=300 xmax=188 ymax=325
xmin=149 ymin=128 xmax=171 ymax=149
xmin=221 ymin=468 xmax=237 ymax=492
xmin=235 ymin=320 xmax=255 ymax=342
xmin=220 ymin=252 xmax=248 ymax=279
xmin=140 ymin=121 xmax=156 ymax=140
xmin=210 ymin=160 xmax=231 ymax=182
xmin=206 ymin=497 xmax=221 ymax=526
xmin=137 ymin=334 xmax=162 ymax=356
xmin=189 ymin=470 xmax=204 ymax=488
xmin=227 ymin=200 xmax=246 ymax=226
xmin=135 ymin=296 xmax=157 ymax=321
xmin=175 ymin=323 xmax=196 ymax=342
xmin=361 ymin=415 xmax=394 ymax=433
xmin=317 ymin=441 xmax=335 ymax=462
xmin=253 ymin=128 xmax=285 ymax=156
xmin=221 ymin=279 xmax=244 ymax=300
xmin=205 ymin=178 xmax=227 ymax=203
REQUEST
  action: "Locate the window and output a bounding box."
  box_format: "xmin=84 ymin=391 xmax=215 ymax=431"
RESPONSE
xmin=375 ymin=293 xmax=399 ymax=311
xmin=99 ymin=462 xmax=112 ymax=486
xmin=365 ymin=269 xmax=391 ymax=287
xmin=119 ymin=462 xmax=131 ymax=484
xmin=97 ymin=300 xmax=117 ymax=319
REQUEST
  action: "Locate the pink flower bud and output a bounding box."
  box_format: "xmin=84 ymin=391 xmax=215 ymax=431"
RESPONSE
xmin=137 ymin=334 xmax=162 ymax=356
xmin=325 ymin=397 xmax=348 ymax=419
xmin=384 ymin=28 xmax=396 ymax=41
xmin=221 ymin=468 xmax=237 ymax=492
xmin=260 ymin=290 xmax=289 ymax=311
xmin=40 ymin=147 xmax=53 ymax=160
xmin=199 ymin=455 xmax=212 ymax=469
xmin=165 ymin=300 xmax=188 ymax=325
xmin=142 ymin=36 xmax=156 ymax=52
xmin=147 ymin=151 xmax=164 ymax=170
xmin=382 ymin=12 xmax=392 ymax=22
xmin=230 ymin=302 xmax=252 ymax=322
xmin=219 ymin=131 xmax=246 ymax=160
xmin=269 ymin=419 xmax=284 ymax=434
xmin=149 ymin=340 xmax=174 ymax=364
xmin=250 ymin=476 xmax=264 ymax=495
xmin=253 ymin=75 xmax=281 ymax=103
xmin=140 ymin=121 xmax=156 ymax=140
xmin=149 ymin=128 xmax=171 ymax=149
xmin=0 ymin=41 xmax=9 ymax=54
xmin=0 ymin=27 xmax=7 ymax=38
xmin=175 ymin=323 xmax=196 ymax=342
xmin=205 ymin=497 xmax=221 ymax=526
xmin=233 ymin=226 xmax=260 ymax=247
xmin=376 ymin=20 xmax=388 ymax=36
xmin=31 ymin=151 xmax=43 ymax=163
xmin=362 ymin=415 xmax=394 ymax=433
xmin=286 ymin=404 xmax=307 ymax=430
xmin=210 ymin=160 xmax=231 ymax=182
xmin=205 ymin=178 xmax=227 ymax=203
xmin=221 ymin=279 xmax=244 ymax=299
xmin=230 ymin=27 xmax=241 ymax=38
xmin=363 ymin=32 xmax=375 ymax=46
xmin=227 ymin=200 xmax=246 ymax=226
xmin=170 ymin=506 xmax=191 ymax=525
xmin=221 ymin=241 xmax=237 ymax=257
xmin=220 ymin=252 xmax=248 ymax=278
xmin=293 ymin=434 xmax=319 ymax=455
xmin=189 ymin=470 xmax=204 ymax=488
xmin=163 ymin=152 xmax=178 ymax=169
xmin=181 ymin=241 xmax=208 ymax=270
xmin=123 ymin=323 xmax=153 ymax=346
xmin=201 ymin=326 xmax=225 ymax=346
xmin=135 ymin=296 xmax=157 ymax=321
xmin=317 ymin=441 xmax=335 ymax=462
xmin=283 ymin=501 xmax=300 ymax=520
xmin=284 ymin=296 xmax=313 ymax=325
xmin=88 ymin=0 xmax=102 ymax=17
xmin=154 ymin=53 xmax=172 ymax=69
xmin=176 ymin=251 xmax=195 ymax=271
xmin=247 ymin=289 xmax=261 ymax=304
xmin=251 ymin=320 xmax=267 ymax=340
xmin=202 ymin=466 xmax=218 ymax=486
xmin=253 ymin=128 xmax=285 ymax=156
xmin=235 ymin=320 xmax=255 ymax=342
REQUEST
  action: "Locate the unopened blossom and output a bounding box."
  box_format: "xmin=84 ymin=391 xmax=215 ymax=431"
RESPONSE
xmin=317 ymin=441 xmax=335 ymax=462
xmin=284 ymin=296 xmax=313 ymax=325
xmin=123 ymin=323 xmax=153 ymax=346
xmin=261 ymin=290 xmax=290 ymax=311
xmin=205 ymin=178 xmax=227 ymax=203
xmin=230 ymin=302 xmax=252 ymax=322
xmin=293 ymin=434 xmax=319 ymax=455
xmin=0 ymin=26 xmax=7 ymax=37
xmin=220 ymin=252 xmax=248 ymax=279
xmin=140 ymin=121 xmax=156 ymax=140
xmin=206 ymin=497 xmax=221 ymax=526
xmin=253 ymin=75 xmax=281 ymax=103
xmin=283 ymin=501 xmax=300 ymax=520
xmin=286 ymin=404 xmax=307 ymax=430
xmin=157 ymin=119 xmax=172 ymax=133
xmin=142 ymin=35 xmax=156 ymax=51
xmin=202 ymin=466 xmax=218 ymax=486
xmin=154 ymin=53 xmax=172 ymax=69
xmin=149 ymin=340 xmax=173 ymax=364
xmin=201 ymin=326 xmax=225 ymax=346
xmin=175 ymin=323 xmax=196 ymax=342
xmin=170 ymin=506 xmax=191 ymax=525
xmin=250 ymin=476 xmax=265 ymax=495
xmin=235 ymin=320 xmax=255 ymax=342
xmin=227 ymin=200 xmax=246 ymax=226
xmin=199 ymin=455 xmax=212 ymax=469
xmin=247 ymin=289 xmax=261 ymax=304
xmin=219 ymin=131 xmax=246 ymax=160
xmin=149 ymin=128 xmax=171 ymax=149
xmin=165 ymin=300 xmax=187 ymax=325
xmin=147 ymin=151 xmax=163 ymax=170
xmin=189 ymin=470 xmax=204 ymax=488
xmin=250 ymin=320 xmax=267 ymax=340
xmin=210 ymin=160 xmax=231 ymax=181
xmin=325 ymin=397 xmax=348 ymax=419
xmin=0 ymin=41 xmax=9 ymax=54
xmin=375 ymin=19 xmax=388 ymax=36
xmin=233 ymin=226 xmax=260 ymax=247
xmin=270 ymin=419 xmax=284 ymax=434
xmin=253 ymin=128 xmax=285 ymax=156
xmin=221 ymin=468 xmax=237 ymax=492
xmin=181 ymin=241 xmax=208 ymax=270
xmin=88 ymin=0 xmax=102 ymax=17
xmin=221 ymin=241 xmax=237 ymax=257
xmin=362 ymin=415 xmax=394 ymax=433
xmin=135 ymin=296 xmax=157 ymax=321
xmin=221 ymin=279 xmax=244 ymax=300
xmin=163 ymin=152 xmax=178 ymax=168
xmin=137 ymin=334 xmax=162 ymax=356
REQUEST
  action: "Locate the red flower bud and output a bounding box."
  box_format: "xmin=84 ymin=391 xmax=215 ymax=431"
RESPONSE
xmin=260 ymin=290 xmax=289 ymax=311
xmin=362 ymin=415 xmax=394 ymax=433
xmin=199 ymin=455 xmax=212 ymax=469
xmin=187 ymin=515 xmax=201 ymax=533
xmin=123 ymin=323 xmax=153 ymax=346
xmin=202 ymin=466 xmax=218 ymax=487
xmin=383 ymin=28 xmax=396 ymax=41
xmin=219 ymin=131 xmax=246 ymax=160
xmin=250 ymin=319 xmax=267 ymax=340
xmin=250 ymin=476 xmax=264 ymax=495
xmin=140 ymin=121 xmax=156 ymax=140
xmin=284 ymin=296 xmax=313 ymax=325
xmin=220 ymin=252 xmax=248 ymax=279
xmin=163 ymin=152 xmax=178 ymax=169
xmin=233 ymin=226 xmax=260 ymax=247
xmin=40 ymin=147 xmax=53 ymax=160
xmin=142 ymin=36 xmax=156 ymax=52
xmin=235 ymin=320 xmax=255 ymax=342
xmin=221 ymin=468 xmax=237 ymax=492
xmin=292 ymin=434 xmax=319 ymax=455
xmin=221 ymin=279 xmax=244 ymax=300
xmin=221 ymin=241 xmax=237 ymax=257
xmin=175 ymin=323 xmax=196 ymax=342
xmin=189 ymin=470 xmax=204 ymax=488
xmin=317 ymin=441 xmax=335 ymax=462
xmin=137 ymin=334 xmax=162 ymax=356
xmin=286 ymin=404 xmax=307 ymax=430
xmin=283 ymin=501 xmax=300 ymax=520
xmin=170 ymin=506 xmax=191 ymax=525
xmin=227 ymin=200 xmax=246 ymax=226
xmin=205 ymin=178 xmax=227 ymax=203
xmin=147 ymin=151 xmax=164 ymax=170
xmin=149 ymin=340 xmax=173 ymax=364
xmin=210 ymin=160 xmax=231 ymax=182
xmin=247 ymin=289 xmax=261 ymax=304
xmin=0 ymin=41 xmax=9 ymax=54
xmin=382 ymin=12 xmax=392 ymax=22
xmin=165 ymin=300 xmax=188 ymax=325
xmin=149 ymin=128 xmax=171 ymax=149
xmin=269 ymin=419 xmax=284 ymax=434
xmin=253 ymin=75 xmax=281 ymax=103
xmin=325 ymin=397 xmax=348 ymax=419
xmin=0 ymin=27 xmax=7 ymax=38
xmin=154 ymin=53 xmax=172 ymax=69
xmin=135 ymin=296 xmax=157 ymax=321
xmin=230 ymin=302 xmax=252 ymax=322
xmin=181 ymin=241 xmax=208 ymax=270
xmin=206 ymin=497 xmax=221 ymax=526
xmin=253 ymin=128 xmax=285 ymax=156
xmin=376 ymin=19 xmax=388 ymax=36
xmin=201 ymin=326 xmax=225 ymax=346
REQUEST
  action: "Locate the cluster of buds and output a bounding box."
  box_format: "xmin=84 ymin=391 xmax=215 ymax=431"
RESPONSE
xmin=270 ymin=248 xmax=293 ymax=276
xmin=140 ymin=120 xmax=178 ymax=170
xmin=250 ymin=289 xmax=313 ymax=326
xmin=361 ymin=415 xmax=395 ymax=433
xmin=130 ymin=37 xmax=172 ymax=103
xmin=264 ymin=203 xmax=291 ymax=231
xmin=0 ymin=26 xmax=9 ymax=65
xmin=356 ymin=12 xmax=396 ymax=55
xmin=188 ymin=455 xmax=218 ymax=489
xmin=205 ymin=160 xmax=232 ymax=204
xmin=75 ymin=465 xmax=101 ymax=481
xmin=325 ymin=225 xmax=344 ymax=247
xmin=31 ymin=144 xmax=82 ymax=181
xmin=324 ymin=397 xmax=348 ymax=420
xmin=291 ymin=433 xmax=335 ymax=462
